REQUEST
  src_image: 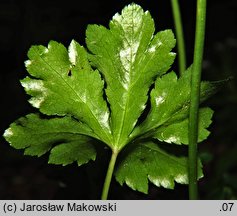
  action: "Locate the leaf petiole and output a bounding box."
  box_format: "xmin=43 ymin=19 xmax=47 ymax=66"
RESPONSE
xmin=101 ymin=149 xmax=119 ymax=200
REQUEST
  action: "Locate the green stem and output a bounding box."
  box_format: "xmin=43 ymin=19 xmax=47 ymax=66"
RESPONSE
xmin=171 ymin=0 xmax=187 ymax=75
xmin=101 ymin=149 xmax=119 ymax=200
xmin=188 ymin=0 xmax=207 ymax=200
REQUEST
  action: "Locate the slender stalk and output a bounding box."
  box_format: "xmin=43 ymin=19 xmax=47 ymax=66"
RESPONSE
xmin=171 ymin=0 xmax=187 ymax=75
xmin=188 ymin=0 xmax=207 ymax=200
xmin=101 ymin=149 xmax=119 ymax=200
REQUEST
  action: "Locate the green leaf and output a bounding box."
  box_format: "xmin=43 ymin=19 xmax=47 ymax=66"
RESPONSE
xmin=115 ymin=141 xmax=203 ymax=194
xmin=130 ymin=67 xmax=217 ymax=142
xmin=154 ymin=107 xmax=214 ymax=145
xmin=86 ymin=3 xmax=176 ymax=149
xmin=3 ymin=114 xmax=96 ymax=166
xmin=3 ymin=3 xmax=218 ymax=197
xmin=22 ymin=40 xmax=112 ymax=145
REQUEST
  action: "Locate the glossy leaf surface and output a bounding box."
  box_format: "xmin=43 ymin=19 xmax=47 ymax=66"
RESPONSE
xmin=4 ymin=114 xmax=96 ymax=165
xmin=3 ymin=3 xmax=216 ymax=194
xmin=86 ymin=4 xmax=176 ymax=148
xmin=115 ymin=141 xmax=203 ymax=193
xmin=22 ymin=40 xmax=112 ymax=145
xmin=130 ymin=67 xmax=216 ymax=144
xmin=154 ymin=107 xmax=213 ymax=145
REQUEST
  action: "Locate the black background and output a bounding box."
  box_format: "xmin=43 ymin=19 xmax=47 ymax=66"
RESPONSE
xmin=0 ymin=0 xmax=237 ymax=199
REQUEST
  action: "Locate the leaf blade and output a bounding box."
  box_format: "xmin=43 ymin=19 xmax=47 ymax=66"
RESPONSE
xmin=23 ymin=40 xmax=112 ymax=145
xmin=130 ymin=66 xmax=217 ymax=142
xmin=115 ymin=141 xmax=203 ymax=193
xmin=49 ymin=139 xmax=96 ymax=166
xmin=86 ymin=4 xmax=176 ymax=149
xmin=3 ymin=113 xmax=96 ymax=166
xmin=154 ymin=107 xmax=214 ymax=145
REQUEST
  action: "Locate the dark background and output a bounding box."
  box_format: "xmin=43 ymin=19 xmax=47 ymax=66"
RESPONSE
xmin=0 ymin=0 xmax=237 ymax=199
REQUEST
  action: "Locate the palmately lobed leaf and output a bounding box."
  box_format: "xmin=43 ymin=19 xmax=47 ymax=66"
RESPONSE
xmin=3 ymin=3 xmax=218 ymax=195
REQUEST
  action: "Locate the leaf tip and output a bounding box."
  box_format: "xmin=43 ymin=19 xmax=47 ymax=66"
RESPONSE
xmin=174 ymin=174 xmax=188 ymax=184
xmin=124 ymin=178 xmax=148 ymax=194
xmin=111 ymin=3 xmax=148 ymax=25
xmin=24 ymin=60 xmax=32 ymax=67
xmin=68 ymin=40 xmax=78 ymax=66
xmin=3 ymin=128 xmax=13 ymax=140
